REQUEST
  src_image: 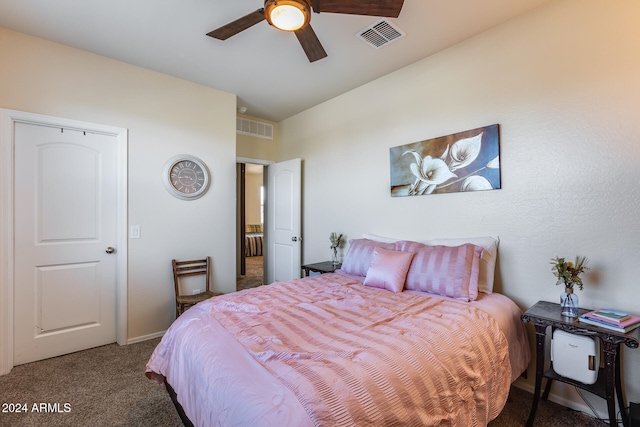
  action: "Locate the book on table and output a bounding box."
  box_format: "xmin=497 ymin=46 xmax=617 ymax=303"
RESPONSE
xmin=579 ymin=310 xmax=640 ymax=333
xmin=590 ymin=308 xmax=632 ymax=323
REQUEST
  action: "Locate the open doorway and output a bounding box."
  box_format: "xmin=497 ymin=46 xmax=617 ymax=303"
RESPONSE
xmin=237 ymin=163 xmax=265 ymax=291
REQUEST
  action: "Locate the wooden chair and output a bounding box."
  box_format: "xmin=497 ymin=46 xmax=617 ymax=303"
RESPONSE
xmin=172 ymin=257 xmax=221 ymax=317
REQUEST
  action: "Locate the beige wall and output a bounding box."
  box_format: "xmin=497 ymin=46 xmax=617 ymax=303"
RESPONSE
xmin=279 ymin=0 xmax=640 ymax=415
xmin=245 ymin=171 xmax=263 ymax=226
xmin=236 ymin=114 xmax=279 ymax=162
xmin=0 ymin=28 xmax=237 ymax=341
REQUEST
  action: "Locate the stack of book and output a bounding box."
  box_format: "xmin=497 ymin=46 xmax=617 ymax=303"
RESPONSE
xmin=579 ymin=308 xmax=640 ymax=333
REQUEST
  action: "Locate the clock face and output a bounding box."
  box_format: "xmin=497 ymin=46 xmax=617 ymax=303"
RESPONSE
xmin=170 ymin=160 xmax=204 ymax=194
xmin=162 ymin=155 xmax=210 ymax=200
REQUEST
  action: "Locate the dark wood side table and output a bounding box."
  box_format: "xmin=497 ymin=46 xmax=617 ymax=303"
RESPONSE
xmin=301 ymin=261 xmax=341 ymax=277
xmin=522 ymin=301 xmax=639 ymax=427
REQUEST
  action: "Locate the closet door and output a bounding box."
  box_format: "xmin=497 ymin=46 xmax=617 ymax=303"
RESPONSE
xmin=14 ymin=122 xmax=118 ymax=365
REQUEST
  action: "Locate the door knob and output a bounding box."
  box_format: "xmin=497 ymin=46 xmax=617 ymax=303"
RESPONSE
xmin=105 ymin=247 xmax=116 ymax=254
xmin=291 ymin=237 xmax=298 ymax=242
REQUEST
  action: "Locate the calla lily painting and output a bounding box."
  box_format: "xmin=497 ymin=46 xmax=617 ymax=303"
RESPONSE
xmin=390 ymin=124 xmax=501 ymax=197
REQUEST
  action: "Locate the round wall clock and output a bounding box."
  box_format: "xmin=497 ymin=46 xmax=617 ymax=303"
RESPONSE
xmin=162 ymin=155 xmax=210 ymax=200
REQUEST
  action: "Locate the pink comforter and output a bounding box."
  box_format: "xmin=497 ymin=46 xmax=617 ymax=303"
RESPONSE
xmin=146 ymin=273 xmax=530 ymax=427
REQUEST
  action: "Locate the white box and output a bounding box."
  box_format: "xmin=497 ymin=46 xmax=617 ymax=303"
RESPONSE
xmin=551 ymin=329 xmax=600 ymax=384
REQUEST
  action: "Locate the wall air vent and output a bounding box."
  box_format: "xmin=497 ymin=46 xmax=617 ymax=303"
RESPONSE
xmin=356 ymin=19 xmax=405 ymax=49
xmin=236 ymin=117 xmax=274 ymax=140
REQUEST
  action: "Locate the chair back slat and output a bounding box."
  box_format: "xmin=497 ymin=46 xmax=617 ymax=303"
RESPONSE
xmin=176 ymin=271 xmax=205 ymax=279
xmin=175 ymin=266 xmax=207 ymax=275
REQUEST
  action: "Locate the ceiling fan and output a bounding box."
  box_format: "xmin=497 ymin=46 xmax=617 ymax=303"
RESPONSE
xmin=207 ymin=0 xmax=405 ymax=63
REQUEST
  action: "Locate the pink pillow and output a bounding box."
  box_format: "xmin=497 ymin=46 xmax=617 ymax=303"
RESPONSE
xmin=341 ymin=239 xmax=396 ymax=277
xmin=363 ymin=247 xmax=415 ymax=292
xmin=395 ymin=241 xmax=483 ymax=301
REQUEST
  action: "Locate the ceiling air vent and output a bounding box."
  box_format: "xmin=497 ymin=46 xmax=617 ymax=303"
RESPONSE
xmin=236 ymin=117 xmax=273 ymax=140
xmin=356 ymin=19 xmax=405 ymax=49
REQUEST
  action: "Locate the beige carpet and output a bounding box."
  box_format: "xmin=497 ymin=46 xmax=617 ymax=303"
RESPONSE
xmin=0 ymin=335 xmax=607 ymax=426
xmin=0 ymin=338 xmax=181 ymax=427
xmin=237 ymin=255 xmax=263 ymax=291
xmin=490 ymin=386 xmax=605 ymax=426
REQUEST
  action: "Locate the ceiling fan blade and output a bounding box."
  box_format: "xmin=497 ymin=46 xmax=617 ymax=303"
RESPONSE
xmin=207 ymin=9 xmax=265 ymax=40
xmin=311 ymin=0 xmax=404 ymax=18
xmin=294 ymin=25 xmax=327 ymax=63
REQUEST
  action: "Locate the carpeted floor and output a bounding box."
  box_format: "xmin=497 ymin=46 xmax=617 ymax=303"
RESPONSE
xmin=0 ymin=338 xmax=181 ymax=427
xmin=489 ymin=386 xmax=605 ymax=426
xmin=0 ymin=335 xmax=607 ymax=426
xmin=237 ymin=255 xmax=263 ymax=291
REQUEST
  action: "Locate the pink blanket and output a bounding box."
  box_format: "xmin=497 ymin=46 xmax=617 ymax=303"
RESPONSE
xmin=147 ymin=273 xmax=529 ymax=426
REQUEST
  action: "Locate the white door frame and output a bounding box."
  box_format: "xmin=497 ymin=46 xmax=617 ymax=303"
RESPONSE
xmin=236 ymin=156 xmax=273 ymax=281
xmin=0 ymin=109 xmax=128 ymax=375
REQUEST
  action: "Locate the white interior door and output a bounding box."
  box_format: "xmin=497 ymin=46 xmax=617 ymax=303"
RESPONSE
xmin=267 ymin=158 xmax=301 ymax=283
xmin=13 ymin=122 xmax=118 ymax=365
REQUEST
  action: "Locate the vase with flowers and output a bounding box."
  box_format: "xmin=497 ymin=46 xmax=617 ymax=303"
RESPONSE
xmin=329 ymin=233 xmax=343 ymax=266
xmin=551 ymin=255 xmax=589 ymax=318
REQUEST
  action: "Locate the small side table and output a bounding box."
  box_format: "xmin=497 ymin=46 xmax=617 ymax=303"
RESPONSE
xmin=522 ymin=301 xmax=640 ymax=427
xmin=302 ymin=261 xmax=341 ymax=277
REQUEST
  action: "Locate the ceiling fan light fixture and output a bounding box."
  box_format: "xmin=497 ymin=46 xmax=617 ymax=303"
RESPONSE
xmin=264 ymin=0 xmax=310 ymax=32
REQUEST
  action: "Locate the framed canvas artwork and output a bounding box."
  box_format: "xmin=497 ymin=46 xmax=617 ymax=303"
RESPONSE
xmin=389 ymin=124 xmax=500 ymax=197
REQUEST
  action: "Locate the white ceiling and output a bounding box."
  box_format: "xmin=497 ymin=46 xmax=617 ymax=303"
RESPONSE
xmin=0 ymin=0 xmax=552 ymax=122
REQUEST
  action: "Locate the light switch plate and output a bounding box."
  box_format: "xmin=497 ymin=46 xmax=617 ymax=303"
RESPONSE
xmin=130 ymin=225 xmax=141 ymax=239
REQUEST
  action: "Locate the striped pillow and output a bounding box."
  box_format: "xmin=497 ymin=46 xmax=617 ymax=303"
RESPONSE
xmin=395 ymin=241 xmax=484 ymax=301
xmin=341 ymin=239 xmax=396 ymax=277
xmin=364 ymin=234 xmax=499 ymax=294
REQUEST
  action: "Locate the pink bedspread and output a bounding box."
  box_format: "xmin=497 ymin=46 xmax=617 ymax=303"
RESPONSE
xmin=146 ymin=273 xmax=530 ymax=427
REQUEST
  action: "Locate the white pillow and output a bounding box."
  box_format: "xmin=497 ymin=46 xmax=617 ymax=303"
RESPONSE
xmin=362 ymin=233 xmax=398 ymax=244
xmin=362 ymin=233 xmax=499 ymax=293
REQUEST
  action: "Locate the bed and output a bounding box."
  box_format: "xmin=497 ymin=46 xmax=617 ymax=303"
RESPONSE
xmin=245 ymin=224 xmax=263 ymax=257
xmin=146 ymin=236 xmax=530 ymax=426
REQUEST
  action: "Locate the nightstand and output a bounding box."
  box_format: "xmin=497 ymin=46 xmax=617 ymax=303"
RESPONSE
xmin=522 ymin=301 xmax=640 ymax=427
xmin=301 ymin=261 xmax=341 ymax=277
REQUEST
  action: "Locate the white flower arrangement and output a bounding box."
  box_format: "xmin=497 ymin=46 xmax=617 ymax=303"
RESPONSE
xmin=329 ymin=233 xmax=343 ymax=263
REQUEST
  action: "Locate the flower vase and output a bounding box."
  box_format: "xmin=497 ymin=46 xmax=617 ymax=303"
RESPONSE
xmin=331 ymin=248 xmax=339 ymax=266
xmin=560 ymin=287 xmax=579 ymax=318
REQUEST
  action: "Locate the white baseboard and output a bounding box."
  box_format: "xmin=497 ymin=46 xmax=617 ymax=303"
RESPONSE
xmin=126 ymin=330 xmax=165 ymax=345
